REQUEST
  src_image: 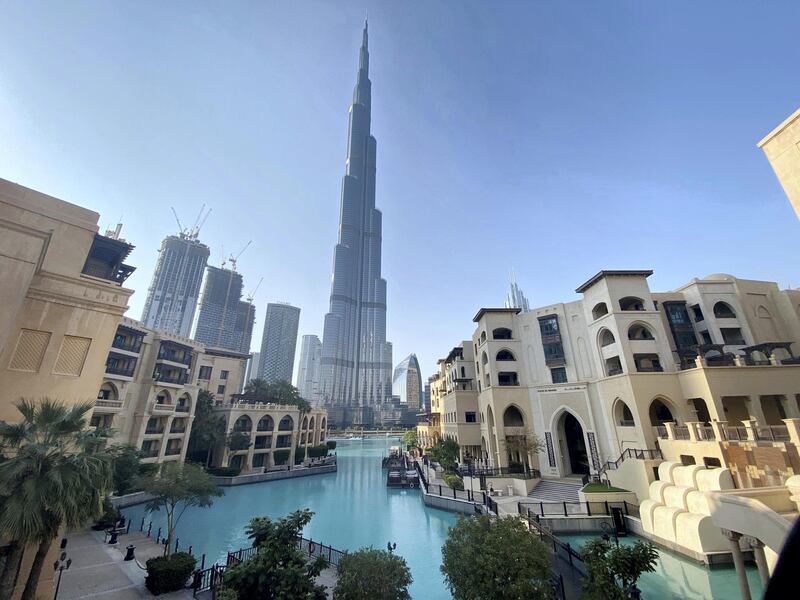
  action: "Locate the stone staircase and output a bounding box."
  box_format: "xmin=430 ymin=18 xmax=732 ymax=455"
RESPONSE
xmin=527 ymin=478 xmax=583 ymax=503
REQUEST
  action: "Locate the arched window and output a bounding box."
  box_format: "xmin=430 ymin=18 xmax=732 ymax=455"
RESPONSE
xmin=628 ymin=323 xmax=654 ymax=340
xmin=481 ymin=352 xmax=489 ymax=365
xmin=278 ymin=415 xmax=294 ymax=431
xmin=321 ymin=417 xmax=327 ymax=430
xmin=309 ymin=417 xmax=315 ymax=430
xmin=301 ymin=416 xmax=308 ymax=430
xmin=613 ymin=399 xmax=635 ymax=427
xmin=234 ymin=415 xmax=252 ymax=432
xmin=492 ymin=328 xmax=512 ymax=340
xmin=257 ymin=415 xmax=274 ymax=431
xmin=97 ymin=382 xmax=118 ymax=401
xmin=496 ymin=349 xmax=516 ymax=361
xmin=619 ymin=297 xmax=646 ymax=311
xmin=713 ymin=302 xmax=736 ymax=319
xmin=503 ymin=405 xmax=525 ymax=427
xmin=599 ymin=329 xmax=616 ymax=347
xmin=480 ymin=331 xmax=487 ymax=344
xmin=155 ymin=390 xmax=172 ymax=405
xmin=592 ymin=303 xmax=609 ymax=320
xmin=649 ymin=398 xmax=675 ymax=426
xmin=176 ymin=393 xmax=191 ymax=413
xmin=460 ymin=366 xmax=466 ymax=377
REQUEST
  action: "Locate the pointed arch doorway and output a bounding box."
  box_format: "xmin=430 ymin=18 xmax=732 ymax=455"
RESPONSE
xmin=557 ymin=412 xmax=589 ymax=475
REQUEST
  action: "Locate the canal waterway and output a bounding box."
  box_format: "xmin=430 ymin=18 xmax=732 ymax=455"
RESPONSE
xmin=124 ymin=438 xmax=763 ymax=599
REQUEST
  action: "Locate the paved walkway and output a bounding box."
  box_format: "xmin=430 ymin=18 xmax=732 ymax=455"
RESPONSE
xmin=58 ymin=529 xmax=193 ymax=599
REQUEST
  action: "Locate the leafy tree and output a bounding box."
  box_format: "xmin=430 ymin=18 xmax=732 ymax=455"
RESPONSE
xmin=503 ymin=431 xmax=545 ymax=469
xmin=402 ymin=430 xmax=418 ymax=448
xmin=226 ymin=431 xmax=252 ymax=452
xmin=186 ymin=390 xmax=226 ymax=466
xmin=334 ymin=547 xmax=412 ymax=600
xmin=580 ymin=538 xmax=658 ymax=599
xmin=108 ymin=444 xmax=146 ymax=495
xmin=427 ymin=439 xmax=460 ymax=472
xmin=244 ymin=378 xmax=312 ymax=412
xmin=139 ymin=462 xmax=222 ymax=556
xmin=223 ymin=510 xmax=328 ymax=600
xmin=441 ymin=514 xmax=552 ymax=600
xmin=0 ymin=399 xmax=113 ymax=600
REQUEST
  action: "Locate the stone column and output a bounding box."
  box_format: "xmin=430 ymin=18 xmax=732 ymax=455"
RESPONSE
xmin=781 ymin=396 xmax=800 ymax=419
xmin=710 ymin=420 xmax=728 ymax=442
xmin=695 ymin=355 xmax=707 ymax=368
xmin=748 ymin=538 xmax=770 ymax=588
xmin=664 ymin=422 xmax=677 ymax=440
xmin=741 ymin=420 xmax=759 ymax=442
xmin=782 ymin=418 xmax=800 ymax=447
xmin=686 ymin=422 xmax=701 ymax=442
xmin=746 ymin=396 xmax=767 ymax=426
xmin=723 ymin=530 xmax=752 ymax=600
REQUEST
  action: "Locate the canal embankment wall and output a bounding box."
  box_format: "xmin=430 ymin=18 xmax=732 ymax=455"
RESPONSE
xmin=212 ymin=463 xmax=337 ymax=486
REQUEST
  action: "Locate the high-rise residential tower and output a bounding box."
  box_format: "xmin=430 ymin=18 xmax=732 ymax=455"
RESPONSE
xmin=319 ymin=21 xmax=393 ymax=425
xmin=141 ymin=233 xmax=210 ymax=336
xmin=258 ymin=303 xmax=300 ymax=383
xmin=193 ymin=265 xmax=255 ymax=354
xmin=392 ymin=354 xmax=423 ymax=412
xmin=296 ymin=335 xmax=322 ymax=405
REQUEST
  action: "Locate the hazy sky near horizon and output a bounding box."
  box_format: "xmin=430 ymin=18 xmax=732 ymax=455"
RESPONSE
xmin=1 ymin=1 xmax=799 ymax=381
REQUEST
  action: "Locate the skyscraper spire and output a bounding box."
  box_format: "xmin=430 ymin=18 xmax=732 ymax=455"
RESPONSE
xmin=320 ymin=22 xmax=392 ymax=426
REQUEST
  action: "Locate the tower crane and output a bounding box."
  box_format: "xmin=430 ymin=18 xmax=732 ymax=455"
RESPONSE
xmin=228 ymin=241 xmax=251 ymax=272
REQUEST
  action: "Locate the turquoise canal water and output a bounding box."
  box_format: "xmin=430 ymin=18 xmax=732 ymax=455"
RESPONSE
xmin=124 ymin=438 xmax=457 ymax=600
xmin=124 ymin=439 xmax=763 ymax=599
xmin=558 ymin=533 xmax=763 ymax=600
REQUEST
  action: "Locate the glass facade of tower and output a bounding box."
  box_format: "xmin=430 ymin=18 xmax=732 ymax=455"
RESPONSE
xmin=258 ymin=303 xmax=300 ymax=384
xmin=141 ymin=234 xmax=210 ymax=337
xmin=193 ymin=265 xmax=255 ymax=354
xmin=319 ymin=22 xmax=393 ymax=422
xmin=392 ymin=354 xmax=423 ymax=412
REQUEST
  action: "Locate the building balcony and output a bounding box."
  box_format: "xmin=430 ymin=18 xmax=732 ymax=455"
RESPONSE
xmin=157 ymin=347 xmax=192 ymax=366
xmin=112 ymin=337 xmax=142 ymax=354
xmin=636 ymin=366 xmax=664 ymax=373
xmin=94 ymin=399 xmax=124 ymax=413
xmin=105 ymin=362 xmax=136 ymax=378
xmin=154 ymin=370 xmax=189 ymax=386
xmin=175 ymin=404 xmax=190 ymax=413
xmin=151 ymin=401 xmax=175 ymax=414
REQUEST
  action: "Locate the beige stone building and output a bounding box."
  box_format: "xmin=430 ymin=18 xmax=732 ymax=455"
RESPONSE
xmin=211 ymin=401 xmax=327 ymax=471
xmin=0 ymin=178 xmax=135 ymax=599
xmin=417 ymin=368 xmax=445 ymax=449
xmin=440 ymin=343 xmax=480 ymax=461
xmin=758 ymin=106 xmax=800 ymax=219
xmin=96 ymin=317 xmax=252 ymax=465
xmin=434 ymin=271 xmax=800 ymax=479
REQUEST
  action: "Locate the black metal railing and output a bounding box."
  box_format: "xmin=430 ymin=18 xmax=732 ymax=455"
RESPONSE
xmin=157 ymin=347 xmax=193 ymax=366
xmin=155 ymin=370 xmax=189 ymax=385
xmin=755 ymin=425 xmax=790 ymax=442
xmin=654 ymin=425 xmax=668 ymax=439
xmin=415 ymin=461 xmax=492 ymax=508
xmin=723 ymin=426 xmax=748 ymax=441
xmin=597 ymin=448 xmax=662 ymax=478
xmin=673 ymin=425 xmax=690 ymax=440
xmin=518 ymin=499 xmax=640 ymax=519
xmin=458 ymin=466 xmax=542 ymax=480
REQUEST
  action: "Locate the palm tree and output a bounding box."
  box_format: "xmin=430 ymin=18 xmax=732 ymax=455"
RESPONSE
xmin=0 ymin=399 xmax=112 ymax=600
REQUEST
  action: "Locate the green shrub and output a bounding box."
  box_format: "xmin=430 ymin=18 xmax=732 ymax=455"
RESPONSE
xmin=93 ymin=497 xmax=121 ymax=530
xmin=207 ymin=466 xmax=241 ymax=477
xmin=443 ymin=473 xmax=464 ymax=491
xmin=295 ymin=447 xmax=306 ymax=464
xmin=216 ymin=588 xmax=239 ymax=600
xmin=326 ymin=440 xmax=337 ymax=450
xmin=145 ymin=552 xmax=197 ymax=595
xmin=274 ymin=449 xmax=290 ymax=465
xmin=308 ymin=444 xmax=329 ymax=458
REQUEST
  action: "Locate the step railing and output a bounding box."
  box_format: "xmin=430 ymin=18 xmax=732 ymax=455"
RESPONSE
xmin=518 ymin=499 xmax=640 ymax=519
xmin=597 ymin=448 xmax=662 ymax=479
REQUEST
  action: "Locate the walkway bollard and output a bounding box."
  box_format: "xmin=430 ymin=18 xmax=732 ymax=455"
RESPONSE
xmin=124 ymin=545 xmax=136 ymax=561
xmin=108 ymin=530 xmax=119 ymax=545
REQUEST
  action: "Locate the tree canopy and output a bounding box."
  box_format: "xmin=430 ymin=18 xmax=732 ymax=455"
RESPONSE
xmin=0 ymin=399 xmax=113 ymax=600
xmin=140 ymin=462 xmax=222 ymax=555
xmin=186 ymin=390 xmax=226 ymax=466
xmin=244 ymin=379 xmax=311 ymax=412
xmin=580 ymin=537 xmax=658 ymax=599
xmin=402 ymin=430 xmax=418 ymax=448
xmin=334 ymin=547 xmax=412 ymax=600
xmin=441 ymin=515 xmax=553 ymax=600
xmin=427 ymin=438 xmax=460 ymax=471
xmin=222 ymin=509 xmax=328 ymax=600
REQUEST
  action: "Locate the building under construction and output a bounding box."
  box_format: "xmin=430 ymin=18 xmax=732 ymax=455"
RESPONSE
xmin=193 ymin=265 xmax=255 ymax=354
xmin=141 ymin=233 xmax=210 ymax=337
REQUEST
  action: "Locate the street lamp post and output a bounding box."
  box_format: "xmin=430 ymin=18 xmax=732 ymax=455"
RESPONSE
xmin=52 ymin=538 xmax=71 ymax=600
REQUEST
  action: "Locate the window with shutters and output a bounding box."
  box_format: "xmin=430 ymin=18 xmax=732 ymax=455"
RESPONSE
xmin=53 ymin=336 xmax=92 ymax=376
xmin=8 ymin=329 xmax=51 ymax=372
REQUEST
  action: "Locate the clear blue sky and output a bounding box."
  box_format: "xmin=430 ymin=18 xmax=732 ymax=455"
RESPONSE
xmin=1 ymin=1 xmax=798 ymax=381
